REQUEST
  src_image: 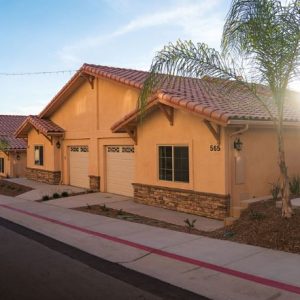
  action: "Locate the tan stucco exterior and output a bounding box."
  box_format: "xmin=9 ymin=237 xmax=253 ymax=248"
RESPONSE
xmin=136 ymin=108 xmax=227 ymax=195
xmin=0 ymin=150 xmax=26 ymax=178
xmin=228 ymin=127 xmax=300 ymax=208
xmin=22 ymin=71 xmax=300 ymax=218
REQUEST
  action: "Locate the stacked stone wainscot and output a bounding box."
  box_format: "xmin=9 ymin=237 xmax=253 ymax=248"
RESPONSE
xmin=89 ymin=175 xmax=100 ymax=191
xmin=25 ymin=168 xmax=61 ymax=185
xmin=132 ymin=183 xmax=230 ymax=220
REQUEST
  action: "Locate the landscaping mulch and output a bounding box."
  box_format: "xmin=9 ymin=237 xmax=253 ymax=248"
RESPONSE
xmin=75 ymin=200 xmax=300 ymax=254
xmin=75 ymin=205 xmax=206 ymax=234
xmin=0 ymin=179 xmax=32 ymax=196
xmin=208 ymin=199 xmax=300 ymax=254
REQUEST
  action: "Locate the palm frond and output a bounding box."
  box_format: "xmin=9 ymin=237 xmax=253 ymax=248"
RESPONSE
xmin=138 ymin=40 xmax=276 ymax=121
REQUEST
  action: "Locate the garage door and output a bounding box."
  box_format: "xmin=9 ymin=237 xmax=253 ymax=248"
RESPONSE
xmin=69 ymin=146 xmax=89 ymax=188
xmin=106 ymin=145 xmax=135 ymax=197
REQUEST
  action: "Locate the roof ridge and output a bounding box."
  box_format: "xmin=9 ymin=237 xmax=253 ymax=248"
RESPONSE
xmin=83 ymin=63 xmax=150 ymax=75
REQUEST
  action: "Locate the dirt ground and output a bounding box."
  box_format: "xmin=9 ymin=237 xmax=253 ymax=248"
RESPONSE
xmin=76 ymin=200 xmax=300 ymax=254
xmin=0 ymin=179 xmax=32 ymax=196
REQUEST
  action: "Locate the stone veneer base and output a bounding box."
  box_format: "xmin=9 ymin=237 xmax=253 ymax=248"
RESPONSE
xmin=89 ymin=175 xmax=100 ymax=191
xmin=26 ymin=168 xmax=61 ymax=185
xmin=132 ymin=183 xmax=230 ymax=220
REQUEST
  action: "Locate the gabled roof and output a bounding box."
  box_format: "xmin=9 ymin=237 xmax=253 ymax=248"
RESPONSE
xmin=0 ymin=115 xmax=27 ymax=151
xmin=37 ymin=63 xmax=300 ymax=127
xmin=15 ymin=115 xmax=64 ymax=138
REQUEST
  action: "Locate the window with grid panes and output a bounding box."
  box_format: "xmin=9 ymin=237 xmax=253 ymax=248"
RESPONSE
xmin=159 ymin=146 xmax=189 ymax=182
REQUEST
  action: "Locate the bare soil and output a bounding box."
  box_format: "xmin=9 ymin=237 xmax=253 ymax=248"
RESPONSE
xmin=75 ymin=200 xmax=300 ymax=254
xmin=0 ymin=179 xmax=32 ymax=196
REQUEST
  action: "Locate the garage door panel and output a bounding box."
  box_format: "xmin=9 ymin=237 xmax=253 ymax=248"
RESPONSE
xmin=69 ymin=146 xmax=89 ymax=189
xmin=106 ymin=146 xmax=135 ymax=197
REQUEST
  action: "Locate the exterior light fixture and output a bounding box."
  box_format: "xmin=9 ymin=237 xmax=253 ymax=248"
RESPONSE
xmin=233 ymin=137 xmax=243 ymax=151
xmin=16 ymin=153 xmax=21 ymax=160
xmin=56 ymin=141 xmax=61 ymax=149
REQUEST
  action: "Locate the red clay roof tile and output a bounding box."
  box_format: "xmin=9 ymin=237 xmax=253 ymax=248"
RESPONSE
xmin=0 ymin=115 xmax=27 ymax=150
xmin=15 ymin=115 xmax=64 ymax=138
xmin=36 ymin=63 xmax=300 ymax=129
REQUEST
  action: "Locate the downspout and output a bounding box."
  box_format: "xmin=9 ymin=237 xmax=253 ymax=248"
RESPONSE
xmin=230 ymin=124 xmax=249 ymax=137
xmin=228 ymin=124 xmax=249 ymax=217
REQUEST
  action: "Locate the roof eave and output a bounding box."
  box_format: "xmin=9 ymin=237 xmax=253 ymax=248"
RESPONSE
xmin=227 ymin=119 xmax=300 ymax=127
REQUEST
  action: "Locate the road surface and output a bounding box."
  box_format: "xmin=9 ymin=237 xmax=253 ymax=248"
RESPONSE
xmin=0 ymin=217 xmax=207 ymax=300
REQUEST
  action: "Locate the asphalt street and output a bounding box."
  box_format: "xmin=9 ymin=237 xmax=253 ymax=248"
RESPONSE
xmin=0 ymin=217 xmax=207 ymax=300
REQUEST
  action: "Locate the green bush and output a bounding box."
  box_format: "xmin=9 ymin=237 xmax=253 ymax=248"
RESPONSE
xmin=184 ymin=218 xmax=197 ymax=232
xmin=42 ymin=195 xmax=50 ymax=201
xmin=61 ymin=191 xmax=69 ymax=197
xmin=289 ymin=175 xmax=300 ymax=196
xmin=249 ymin=210 xmax=266 ymax=220
xmin=269 ymin=180 xmax=280 ymax=201
xmin=53 ymin=192 xmax=61 ymax=199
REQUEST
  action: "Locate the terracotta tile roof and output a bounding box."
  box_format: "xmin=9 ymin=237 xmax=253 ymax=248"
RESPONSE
xmin=0 ymin=115 xmax=27 ymax=135
xmin=0 ymin=135 xmax=27 ymax=151
xmin=15 ymin=115 xmax=64 ymax=138
xmin=38 ymin=63 xmax=300 ymax=126
xmin=82 ymin=64 xmax=300 ymax=125
xmin=0 ymin=115 xmax=27 ymax=151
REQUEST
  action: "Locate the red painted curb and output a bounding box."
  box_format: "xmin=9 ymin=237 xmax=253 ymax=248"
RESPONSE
xmin=1 ymin=203 xmax=300 ymax=295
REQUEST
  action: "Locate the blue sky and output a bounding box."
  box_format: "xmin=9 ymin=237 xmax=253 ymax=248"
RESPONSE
xmin=0 ymin=0 xmax=298 ymax=115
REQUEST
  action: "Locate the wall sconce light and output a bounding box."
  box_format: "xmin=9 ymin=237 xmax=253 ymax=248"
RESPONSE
xmin=234 ymin=137 xmax=243 ymax=151
xmin=56 ymin=141 xmax=61 ymax=149
xmin=16 ymin=153 xmax=21 ymax=160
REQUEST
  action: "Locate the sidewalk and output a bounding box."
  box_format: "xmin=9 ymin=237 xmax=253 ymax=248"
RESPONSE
xmin=45 ymin=192 xmax=224 ymax=232
xmin=0 ymin=195 xmax=299 ymax=300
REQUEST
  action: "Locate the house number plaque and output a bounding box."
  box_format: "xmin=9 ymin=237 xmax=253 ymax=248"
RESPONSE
xmin=210 ymin=145 xmax=221 ymax=151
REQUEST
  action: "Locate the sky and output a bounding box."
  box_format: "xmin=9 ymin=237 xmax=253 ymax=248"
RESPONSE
xmin=0 ymin=0 xmax=298 ymax=115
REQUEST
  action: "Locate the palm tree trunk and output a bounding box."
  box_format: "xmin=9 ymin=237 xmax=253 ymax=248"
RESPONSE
xmin=277 ymin=125 xmax=292 ymax=218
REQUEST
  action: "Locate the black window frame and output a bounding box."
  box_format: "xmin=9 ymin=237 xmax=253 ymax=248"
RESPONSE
xmin=0 ymin=158 xmax=4 ymax=173
xmin=34 ymin=145 xmax=44 ymax=166
xmin=158 ymin=145 xmax=189 ymax=183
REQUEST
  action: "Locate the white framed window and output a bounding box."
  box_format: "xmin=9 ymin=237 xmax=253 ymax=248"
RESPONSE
xmin=34 ymin=145 xmax=44 ymax=166
xmin=158 ymin=145 xmax=189 ymax=183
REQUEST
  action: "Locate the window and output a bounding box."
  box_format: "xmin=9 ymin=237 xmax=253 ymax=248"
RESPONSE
xmin=159 ymin=146 xmax=189 ymax=182
xmin=0 ymin=158 xmax=4 ymax=173
xmin=34 ymin=145 xmax=44 ymax=166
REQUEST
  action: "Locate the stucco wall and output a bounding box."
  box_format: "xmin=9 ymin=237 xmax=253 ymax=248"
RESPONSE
xmin=229 ymin=126 xmax=300 ymax=207
xmin=49 ymin=78 xmax=138 ymax=185
xmin=135 ymin=108 xmax=227 ymax=195
xmin=27 ymin=129 xmax=57 ymax=171
xmin=0 ymin=151 xmax=26 ymax=178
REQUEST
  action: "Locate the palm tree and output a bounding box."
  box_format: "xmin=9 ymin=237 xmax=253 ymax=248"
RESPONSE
xmin=139 ymin=0 xmax=300 ymax=218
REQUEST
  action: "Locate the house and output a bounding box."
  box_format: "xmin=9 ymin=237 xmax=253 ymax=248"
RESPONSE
xmin=15 ymin=64 xmax=300 ymax=220
xmin=0 ymin=115 xmax=27 ymax=178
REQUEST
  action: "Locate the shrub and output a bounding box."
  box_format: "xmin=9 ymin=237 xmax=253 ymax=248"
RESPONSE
xmin=53 ymin=192 xmax=61 ymax=199
xmin=249 ymin=209 xmax=266 ymax=220
xmin=42 ymin=195 xmax=50 ymax=201
xmin=117 ymin=209 xmax=124 ymax=216
xmin=100 ymin=204 xmax=109 ymax=212
xmin=184 ymin=218 xmax=197 ymax=232
xmin=61 ymin=191 xmax=69 ymax=197
xmin=269 ymin=180 xmax=280 ymax=201
xmin=289 ymin=175 xmax=300 ymax=196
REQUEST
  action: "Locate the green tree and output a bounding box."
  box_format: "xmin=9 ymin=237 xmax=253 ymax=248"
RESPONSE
xmin=139 ymin=0 xmax=299 ymax=218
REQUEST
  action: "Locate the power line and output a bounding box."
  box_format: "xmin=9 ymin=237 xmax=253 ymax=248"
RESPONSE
xmin=0 ymin=70 xmax=79 ymax=76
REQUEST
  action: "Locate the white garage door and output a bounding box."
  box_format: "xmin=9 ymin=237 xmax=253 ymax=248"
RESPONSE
xmin=106 ymin=145 xmax=135 ymax=197
xmin=69 ymin=146 xmax=89 ymax=188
